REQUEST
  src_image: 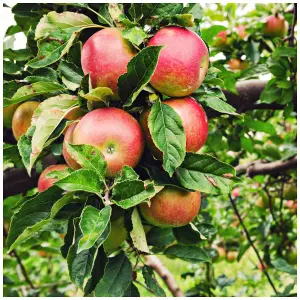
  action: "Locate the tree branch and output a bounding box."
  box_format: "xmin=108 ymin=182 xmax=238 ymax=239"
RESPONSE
xmin=144 ymin=255 xmax=184 ymax=297
xmin=229 ymin=195 xmax=278 ymax=295
xmin=235 ymin=156 xmax=297 ymax=177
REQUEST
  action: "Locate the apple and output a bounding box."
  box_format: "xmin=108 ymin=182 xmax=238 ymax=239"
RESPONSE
xmin=216 ymin=246 xmax=227 ymax=261
xmin=258 ymin=262 xmax=267 ymax=271
xmin=3 ymin=103 xmax=20 ymax=128
xmin=103 ymin=215 xmax=127 ymax=254
xmin=147 ymin=26 xmax=209 ymax=97
xmin=139 ymin=186 xmax=201 ymax=227
xmin=283 ymin=182 xmax=297 ymax=200
xmin=12 ymin=101 xmax=39 ymax=140
xmin=285 ymin=200 xmax=297 ymax=215
xmin=255 ymin=191 xmax=274 ymax=209
xmin=231 ymin=187 xmax=240 ymax=199
xmin=264 ymin=15 xmax=288 ymax=38
xmin=284 ymin=247 xmax=297 ymax=265
xmin=228 ymin=58 xmax=249 ymax=71
xmin=215 ymin=30 xmax=227 ymax=46
xmin=81 ymin=28 xmax=136 ymax=97
xmin=64 ymin=107 xmax=145 ymax=177
xmin=38 ymin=164 xmax=69 ymax=192
xmin=236 ymin=25 xmax=248 ymax=39
xmin=140 ymin=97 xmax=208 ymax=159
xmin=226 ymin=250 xmax=238 ymax=262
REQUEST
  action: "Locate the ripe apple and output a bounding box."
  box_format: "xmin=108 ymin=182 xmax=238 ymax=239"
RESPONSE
xmin=264 ymin=15 xmax=288 ymax=38
xmin=285 ymin=200 xmax=297 ymax=215
xmin=64 ymin=107 xmax=145 ymax=177
xmin=12 ymin=101 xmax=40 ymax=140
xmin=236 ymin=25 xmax=248 ymax=39
xmin=3 ymin=103 xmax=20 ymax=128
xmin=147 ymin=26 xmax=209 ymax=97
xmin=216 ymin=246 xmax=227 ymax=261
xmin=226 ymin=250 xmax=238 ymax=262
xmin=231 ymin=187 xmax=240 ymax=199
xmin=139 ymin=186 xmax=201 ymax=227
xmin=229 ymin=59 xmax=249 ymax=71
xmin=103 ymin=215 xmax=127 ymax=254
xmin=81 ymin=28 xmax=136 ymax=97
xmin=284 ymin=247 xmax=297 ymax=265
xmin=215 ymin=31 xmax=227 ymax=46
xmin=140 ymin=97 xmax=208 ymax=159
xmin=38 ymin=164 xmax=69 ymax=192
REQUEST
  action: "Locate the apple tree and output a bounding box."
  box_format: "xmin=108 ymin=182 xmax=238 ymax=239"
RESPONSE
xmin=3 ymin=3 xmax=297 ymax=297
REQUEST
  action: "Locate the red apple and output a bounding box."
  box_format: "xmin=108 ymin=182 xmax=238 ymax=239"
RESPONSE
xmin=236 ymin=25 xmax=248 ymax=39
xmin=38 ymin=164 xmax=69 ymax=192
xmin=139 ymin=186 xmax=201 ymax=227
xmin=147 ymin=26 xmax=209 ymax=97
xmin=81 ymin=28 xmax=136 ymax=97
xmin=264 ymin=15 xmax=288 ymax=38
xmin=231 ymin=187 xmax=240 ymax=199
xmin=226 ymin=250 xmax=238 ymax=262
xmin=140 ymin=97 xmax=208 ymax=159
xmin=12 ymin=101 xmax=40 ymax=141
xmin=64 ymin=108 xmax=144 ymax=177
xmin=215 ymin=31 xmax=227 ymax=46
xmin=228 ymin=58 xmax=249 ymax=71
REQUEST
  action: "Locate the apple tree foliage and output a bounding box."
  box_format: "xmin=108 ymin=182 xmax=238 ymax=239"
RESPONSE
xmin=3 ymin=3 xmax=297 ymax=297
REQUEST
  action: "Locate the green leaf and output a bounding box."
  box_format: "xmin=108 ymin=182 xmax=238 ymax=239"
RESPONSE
xmin=272 ymin=258 xmax=297 ymax=275
xmin=195 ymin=223 xmax=217 ymax=239
xmin=114 ymin=166 xmax=139 ymax=183
xmin=148 ymin=101 xmax=186 ymax=176
xmin=94 ymin=251 xmax=132 ymax=297
xmin=3 ymin=61 xmax=23 ymax=75
xmin=176 ymin=153 xmax=240 ymax=194
xmin=164 ymin=244 xmax=211 ymax=263
xmin=146 ymin=227 xmax=175 ymax=247
xmin=200 ymin=95 xmax=238 ymax=116
xmin=118 ymin=46 xmax=163 ymax=107
xmin=260 ymin=80 xmax=282 ymax=103
xmin=6 ymin=82 xmax=66 ymax=106
xmin=25 ymin=67 xmax=59 ymax=83
xmin=170 ymin=14 xmax=195 ymax=27
xmin=173 ymin=223 xmax=202 ymax=245
xmin=201 ymin=25 xmax=227 ymax=44
xmin=65 ymin=143 xmax=107 ymax=180
xmin=79 ymin=87 xmax=113 ymax=103
xmin=130 ymin=208 xmax=149 ymax=253
xmin=273 ymin=47 xmax=297 ymax=58
xmin=4 ymin=48 xmax=33 ymax=61
xmin=112 ymin=180 xmax=157 ymax=209
xmin=245 ymin=41 xmax=260 ymax=64
xmin=3 ymin=144 xmax=23 ymax=168
xmin=17 ymin=134 xmax=32 ymax=172
xmin=58 ymin=60 xmax=83 ymax=91
xmin=4 ymin=81 xmax=25 ymax=102
xmin=77 ymin=206 xmax=111 ymax=253
xmin=239 ymin=64 xmax=269 ymax=80
xmin=122 ymin=27 xmax=147 ymax=46
xmin=6 ymin=187 xmax=75 ymax=251
xmin=141 ymin=3 xmax=184 ymax=19
xmin=123 ymin=283 xmax=140 ymax=297
xmin=244 ymin=116 xmax=276 ymax=135
xmin=142 ymin=265 xmax=166 ymax=297
xmin=55 ymin=169 xmax=105 ymax=195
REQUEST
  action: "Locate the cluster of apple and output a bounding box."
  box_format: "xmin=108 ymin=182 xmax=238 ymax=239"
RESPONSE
xmin=215 ymin=14 xmax=288 ymax=71
xmin=37 ymin=25 xmax=210 ymax=229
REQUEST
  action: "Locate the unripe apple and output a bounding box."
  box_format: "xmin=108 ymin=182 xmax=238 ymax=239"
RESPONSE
xmin=236 ymin=25 xmax=248 ymax=39
xmin=140 ymin=97 xmax=208 ymax=159
xmin=38 ymin=164 xmax=69 ymax=192
xmin=64 ymin=108 xmax=145 ymax=177
xmin=103 ymin=215 xmax=127 ymax=254
xmin=215 ymin=31 xmax=227 ymax=46
xmin=147 ymin=26 xmax=209 ymax=97
xmin=284 ymin=247 xmax=297 ymax=265
xmin=226 ymin=250 xmax=238 ymax=262
xmin=12 ymin=101 xmax=40 ymax=140
xmin=264 ymin=15 xmax=288 ymax=38
xmin=229 ymin=59 xmax=249 ymax=71
xmin=81 ymin=28 xmax=136 ymax=97
xmin=139 ymin=186 xmax=201 ymax=228
xmin=3 ymin=103 xmax=20 ymax=128
xmin=283 ymin=183 xmax=297 ymax=200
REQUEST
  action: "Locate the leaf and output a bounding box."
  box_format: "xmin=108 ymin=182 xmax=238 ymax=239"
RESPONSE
xmin=273 ymin=47 xmax=297 ymax=58
xmin=245 ymin=41 xmax=260 ymax=64
xmin=3 ymin=144 xmax=23 ymax=168
xmin=6 ymin=187 xmax=75 ymax=251
xmin=148 ymin=101 xmax=186 ymax=176
xmin=65 ymin=143 xmax=107 ymax=179
xmin=164 ymin=244 xmax=211 ymax=263
xmin=195 ymin=223 xmax=217 ymax=239
xmin=200 ymin=95 xmax=239 ymax=116
xmin=58 ymin=60 xmax=83 ymax=91
xmin=201 ymin=25 xmax=227 ymax=44
xmin=25 ymin=67 xmax=59 ymax=83
xmin=244 ymin=116 xmax=276 ymax=135
xmin=141 ymin=3 xmax=184 ymax=19
xmin=272 ymin=258 xmax=297 ymax=275
xmin=176 ymin=153 xmax=240 ymax=194
xmin=142 ymin=265 xmax=166 ymax=296
xmin=170 ymin=14 xmax=195 ymax=27
xmin=77 ymin=206 xmax=111 ymax=253
xmin=130 ymin=208 xmax=149 ymax=253
xmin=112 ymin=180 xmax=157 ymax=209
xmin=123 ymin=283 xmax=140 ymax=297
xmin=118 ymin=46 xmax=163 ymax=107
xmin=4 ymin=48 xmax=33 ymax=61
xmin=114 ymin=166 xmax=139 ymax=183
xmin=3 ymin=61 xmax=23 ymax=75
xmin=55 ymin=169 xmax=105 ymax=195
xmin=260 ymin=80 xmax=282 ymax=104
xmin=79 ymin=87 xmax=113 ymax=103
xmin=146 ymin=227 xmax=176 ymax=247
xmin=122 ymin=26 xmax=147 ymax=46
xmin=17 ymin=134 xmax=32 ymax=171
xmin=239 ymin=64 xmax=269 ymax=80
xmin=173 ymin=224 xmax=202 ymax=245
xmin=94 ymin=251 xmax=132 ymax=297
xmin=6 ymin=82 xmax=66 ymax=106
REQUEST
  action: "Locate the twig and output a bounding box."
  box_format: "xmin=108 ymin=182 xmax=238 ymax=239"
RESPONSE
xmin=283 ymin=4 xmax=297 ymax=47
xmin=229 ymin=195 xmax=278 ymax=295
xmin=3 ymin=228 xmax=36 ymax=291
xmin=144 ymin=255 xmax=184 ymax=297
